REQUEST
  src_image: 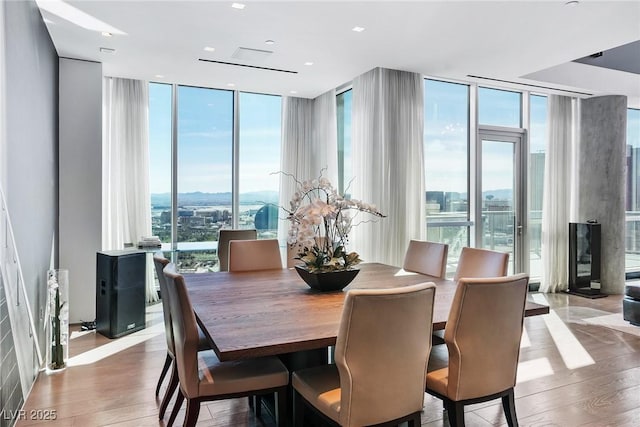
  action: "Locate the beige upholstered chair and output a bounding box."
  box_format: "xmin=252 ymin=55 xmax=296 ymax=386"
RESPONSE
xmin=228 ymin=239 xmax=282 ymax=272
xmin=153 ymin=253 xmax=211 ymax=423
xmin=426 ymin=274 xmax=529 ymax=427
xmin=453 ymin=247 xmax=509 ymax=282
xmin=218 ymin=229 xmax=257 ymax=271
xmin=292 ymin=283 xmax=437 ymax=427
xmin=163 ymin=264 xmax=289 ymax=426
xmin=403 ymin=240 xmax=449 ymax=278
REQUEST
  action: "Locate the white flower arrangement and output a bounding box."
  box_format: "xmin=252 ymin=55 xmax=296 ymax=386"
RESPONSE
xmin=283 ymin=173 xmax=385 ymax=273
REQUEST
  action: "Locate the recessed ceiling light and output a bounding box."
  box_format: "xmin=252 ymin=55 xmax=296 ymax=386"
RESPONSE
xmin=565 ymin=0 xmax=579 ymax=5
xmin=227 ymin=83 xmax=236 ymax=87
xmin=352 ymin=26 xmax=365 ymax=32
xmin=290 ymin=90 xmax=298 ymax=94
xmin=204 ymin=46 xmax=216 ymax=52
xmin=101 ymin=31 xmax=112 ymax=37
xmin=304 ymin=62 xmax=314 ymax=66
xmin=99 ymin=47 xmax=115 ymax=54
xmin=265 ymin=40 xmax=275 ymax=45
xmin=155 ymin=74 xmax=165 ymax=79
xmin=231 ymin=3 xmax=245 ymax=9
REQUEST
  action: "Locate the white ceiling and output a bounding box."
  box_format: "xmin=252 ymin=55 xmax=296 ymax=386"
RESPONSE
xmin=37 ymin=0 xmax=640 ymax=106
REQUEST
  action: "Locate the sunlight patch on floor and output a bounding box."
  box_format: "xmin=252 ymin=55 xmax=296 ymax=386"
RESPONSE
xmin=516 ymin=357 xmax=554 ymax=383
xmin=67 ymin=304 xmax=165 ymax=366
xmin=520 ymin=325 xmax=531 ymax=348
xmin=542 ymin=309 xmax=595 ymax=370
xmin=69 ymin=330 xmax=95 ymax=340
xmin=67 ymin=322 xmax=164 ymax=366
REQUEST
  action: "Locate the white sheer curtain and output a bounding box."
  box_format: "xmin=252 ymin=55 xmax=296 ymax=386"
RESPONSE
xmin=540 ymin=95 xmax=574 ymax=293
xmin=278 ymin=89 xmax=338 ymax=246
xmin=350 ymin=67 xmax=425 ymax=267
xmin=103 ymin=77 xmax=157 ymax=302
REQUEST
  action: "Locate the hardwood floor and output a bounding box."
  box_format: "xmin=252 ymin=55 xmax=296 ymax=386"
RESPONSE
xmin=17 ymin=290 xmax=640 ymax=427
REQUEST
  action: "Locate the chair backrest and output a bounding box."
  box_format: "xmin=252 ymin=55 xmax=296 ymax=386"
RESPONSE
xmin=153 ymin=252 xmax=174 ymax=355
xmin=228 ymin=239 xmax=282 ymax=272
xmin=403 ymin=240 xmax=449 ymax=278
xmin=453 ymin=247 xmax=509 ymax=282
xmin=163 ymin=263 xmax=201 ymax=398
xmin=443 ymin=274 xmax=529 ymax=401
xmin=335 ymin=283 xmax=436 ymax=427
xmin=218 ymin=229 xmax=257 ymax=271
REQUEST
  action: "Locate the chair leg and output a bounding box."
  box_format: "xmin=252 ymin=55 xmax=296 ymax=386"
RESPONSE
xmin=168 ymin=389 xmax=185 ymax=427
xmin=408 ymin=411 xmax=422 ymax=426
xmin=502 ymin=389 xmax=519 ymax=427
xmin=293 ymin=390 xmax=304 ymax=427
xmin=275 ymin=387 xmax=287 ymax=427
xmin=159 ymin=364 xmax=179 ymax=419
xmin=184 ymin=398 xmax=201 ymax=427
xmin=445 ymin=399 xmax=465 ymax=427
xmin=156 ymin=353 xmax=172 ymax=397
xmin=254 ymin=395 xmax=262 ymax=418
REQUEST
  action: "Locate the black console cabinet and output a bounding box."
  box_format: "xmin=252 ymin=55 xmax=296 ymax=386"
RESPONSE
xmin=96 ymin=250 xmax=146 ymax=338
xmin=568 ymin=222 xmax=605 ymax=298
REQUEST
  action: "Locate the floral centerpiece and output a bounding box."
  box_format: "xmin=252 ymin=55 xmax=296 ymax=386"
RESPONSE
xmin=283 ymin=173 xmax=385 ymax=275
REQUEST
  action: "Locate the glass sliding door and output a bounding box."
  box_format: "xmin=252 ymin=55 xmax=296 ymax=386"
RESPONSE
xmin=477 ymin=128 xmax=525 ymax=274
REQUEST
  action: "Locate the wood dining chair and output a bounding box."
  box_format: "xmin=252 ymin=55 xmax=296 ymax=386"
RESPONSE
xmin=163 ymin=263 xmax=289 ymax=427
xmin=403 ymin=240 xmax=449 ymax=278
xmin=292 ymin=282 xmax=436 ymax=427
xmin=218 ymin=229 xmax=257 ymax=271
xmin=228 ymin=239 xmax=282 ymax=272
xmin=152 ymin=253 xmax=212 ymax=424
xmin=454 ymin=247 xmax=509 ymax=281
xmin=425 ymin=274 xmax=529 ymax=427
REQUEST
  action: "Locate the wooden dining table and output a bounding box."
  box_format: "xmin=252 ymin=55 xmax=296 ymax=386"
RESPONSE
xmin=184 ymin=263 xmax=549 ymax=362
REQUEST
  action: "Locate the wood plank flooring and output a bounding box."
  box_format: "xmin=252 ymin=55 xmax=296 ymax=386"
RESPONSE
xmin=16 ymin=290 xmax=640 ymax=427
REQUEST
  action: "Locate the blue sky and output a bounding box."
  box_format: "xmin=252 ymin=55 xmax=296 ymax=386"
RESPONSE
xmin=148 ymin=82 xmax=640 ymax=201
xmin=148 ymin=83 xmax=281 ymax=195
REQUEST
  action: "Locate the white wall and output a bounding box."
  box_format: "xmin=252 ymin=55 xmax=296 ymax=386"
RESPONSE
xmin=59 ymin=58 xmax=102 ymax=322
xmin=2 ymin=0 xmax=59 ymax=411
xmin=0 ymin=2 xmax=5 ymax=188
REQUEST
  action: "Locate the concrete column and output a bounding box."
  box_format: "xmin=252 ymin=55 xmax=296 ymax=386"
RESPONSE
xmin=577 ymin=95 xmax=627 ymax=294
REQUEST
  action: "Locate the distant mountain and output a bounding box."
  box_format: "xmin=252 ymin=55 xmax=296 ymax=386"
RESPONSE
xmin=151 ymin=191 xmax=279 ymax=207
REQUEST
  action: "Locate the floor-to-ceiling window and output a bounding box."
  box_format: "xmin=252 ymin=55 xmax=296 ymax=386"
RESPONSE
xmin=423 ymin=79 xmax=470 ymax=276
xmin=424 ymin=82 xmax=542 ymax=277
xmin=337 ymin=89 xmax=352 ymax=196
xmin=238 ymin=92 xmax=282 ymax=238
xmin=149 ymin=84 xmax=281 ymax=272
xmin=529 ymin=95 xmax=548 ymax=279
xmin=626 ymin=108 xmax=640 ymax=273
xmin=176 ymin=86 xmax=233 ymax=270
xmin=149 ymin=83 xmax=173 ymax=244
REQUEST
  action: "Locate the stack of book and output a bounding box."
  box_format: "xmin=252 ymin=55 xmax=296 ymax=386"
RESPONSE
xmin=137 ymin=236 xmax=162 ymax=248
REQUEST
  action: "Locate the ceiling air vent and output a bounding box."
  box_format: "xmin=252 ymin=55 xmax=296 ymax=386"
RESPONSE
xmin=232 ymin=47 xmax=273 ymax=61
